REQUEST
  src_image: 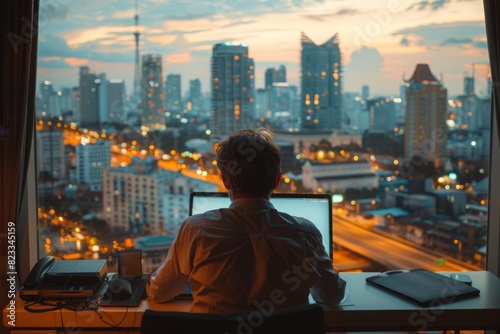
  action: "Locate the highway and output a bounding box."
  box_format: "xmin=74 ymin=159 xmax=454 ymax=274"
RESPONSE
xmin=333 ymin=214 xmax=480 ymax=272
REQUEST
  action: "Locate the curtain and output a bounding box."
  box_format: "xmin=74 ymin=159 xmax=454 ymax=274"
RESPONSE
xmin=484 ymin=1 xmax=500 ymax=138
xmin=0 ymin=0 xmax=39 ymax=317
xmin=484 ymin=0 xmax=500 ymax=273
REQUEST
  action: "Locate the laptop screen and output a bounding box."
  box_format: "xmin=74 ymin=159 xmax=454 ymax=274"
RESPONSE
xmin=189 ymin=192 xmax=333 ymax=258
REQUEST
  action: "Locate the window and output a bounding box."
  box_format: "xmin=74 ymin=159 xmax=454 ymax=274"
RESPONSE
xmin=33 ymin=0 xmax=494 ymax=273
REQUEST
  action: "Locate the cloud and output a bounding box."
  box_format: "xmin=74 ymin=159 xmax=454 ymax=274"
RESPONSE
xmin=302 ymin=8 xmax=360 ymax=22
xmin=440 ymin=37 xmax=473 ymax=46
xmin=406 ymin=0 xmax=450 ymax=11
xmin=38 ymin=57 xmax=73 ymax=69
xmin=393 ymin=21 xmax=486 ymax=49
xmin=38 ymin=34 xmax=78 ymax=58
xmin=344 ymin=46 xmax=384 ymax=90
xmin=39 ymin=3 xmax=69 ymax=21
xmin=400 ymin=37 xmax=410 ymax=46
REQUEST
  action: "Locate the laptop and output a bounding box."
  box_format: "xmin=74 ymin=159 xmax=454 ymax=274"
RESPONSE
xmin=189 ymin=192 xmax=333 ymax=258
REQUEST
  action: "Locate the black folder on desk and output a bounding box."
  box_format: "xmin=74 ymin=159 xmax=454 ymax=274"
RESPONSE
xmin=366 ymin=268 xmax=480 ymax=306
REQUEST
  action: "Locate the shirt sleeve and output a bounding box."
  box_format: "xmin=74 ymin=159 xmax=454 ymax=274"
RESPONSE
xmin=146 ymin=225 xmax=189 ymax=303
xmin=308 ymin=232 xmax=347 ymax=306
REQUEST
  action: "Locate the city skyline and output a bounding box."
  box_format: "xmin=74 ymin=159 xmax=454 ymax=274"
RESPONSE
xmin=37 ymin=0 xmax=488 ymax=97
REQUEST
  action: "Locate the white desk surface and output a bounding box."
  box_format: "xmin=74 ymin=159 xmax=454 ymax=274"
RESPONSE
xmin=4 ymin=271 xmax=500 ymax=332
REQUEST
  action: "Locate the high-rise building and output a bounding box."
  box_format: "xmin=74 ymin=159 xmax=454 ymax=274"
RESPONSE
xmin=404 ymin=63 xmax=448 ymax=168
xmin=37 ymin=81 xmax=54 ymax=117
xmin=269 ymin=83 xmax=297 ymax=119
xmin=103 ymin=157 xmax=174 ymax=234
xmin=57 ymin=87 xmax=73 ymax=118
xmin=96 ymin=73 xmax=107 ymax=125
xmin=367 ymin=97 xmax=396 ymax=132
xmin=300 ymin=32 xmax=342 ymax=131
xmin=76 ymin=141 xmax=111 ymax=191
xmin=210 ymin=43 xmax=255 ymax=140
xmin=187 ymin=79 xmax=203 ymax=115
xmin=103 ymin=156 xmax=218 ymax=234
xmin=464 ymin=76 xmax=475 ymax=96
xmin=36 ymin=130 xmax=65 ymax=179
xmin=276 ymin=65 xmax=286 ymax=83
xmin=71 ymin=87 xmax=80 ymax=122
xmin=362 ymin=85 xmax=370 ymax=102
xmin=107 ymin=79 xmax=126 ymax=122
xmin=165 ymin=74 xmax=182 ymax=116
xmin=265 ymin=65 xmax=287 ymax=90
xmin=132 ymin=0 xmax=141 ymax=103
xmin=140 ymin=54 xmax=165 ymax=129
xmin=79 ymin=66 xmax=100 ymax=129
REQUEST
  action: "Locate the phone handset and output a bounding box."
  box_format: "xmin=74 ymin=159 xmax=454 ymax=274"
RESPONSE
xmin=23 ymin=256 xmax=55 ymax=288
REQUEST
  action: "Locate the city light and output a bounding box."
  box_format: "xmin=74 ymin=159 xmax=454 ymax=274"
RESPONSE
xmin=32 ymin=0 xmax=490 ymax=272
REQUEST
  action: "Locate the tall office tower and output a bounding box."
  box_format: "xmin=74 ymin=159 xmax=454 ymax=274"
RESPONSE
xmin=270 ymin=83 xmax=297 ymax=119
xmin=300 ymin=32 xmax=342 ymax=131
xmin=265 ymin=68 xmax=276 ymax=90
xmin=464 ymin=76 xmax=475 ymax=96
xmin=367 ymin=97 xmax=396 ymax=132
xmin=187 ymin=78 xmax=203 ymax=114
xmin=79 ymin=66 xmax=100 ymax=129
xmin=96 ymin=73 xmax=107 ymax=125
xmin=255 ymin=88 xmax=269 ymax=120
xmin=455 ymin=94 xmax=480 ymax=131
xmin=362 ymin=85 xmax=370 ymax=102
xmin=71 ymin=87 xmax=80 ymax=122
xmin=165 ymin=74 xmax=182 ymax=116
xmin=404 ymin=63 xmax=448 ymax=168
xmin=265 ymin=65 xmax=287 ymax=90
xmin=107 ymin=79 xmax=126 ymax=122
xmin=57 ymin=87 xmax=73 ymax=117
xmin=36 ymin=130 xmax=65 ymax=179
xmin=132 ymin=0 xmax=141 ymax=103
xmin=210 ymin=43 xmax=256 ymax=140
xmin=76 ymin=141 xmax=111 ymax=191
xmin=140 ymin=54 xmax=165 ymax=129
xmin=37 ymin=81 xmax=54 ymax=117
xmin=276 ymin=65 xmax=286 ymax=83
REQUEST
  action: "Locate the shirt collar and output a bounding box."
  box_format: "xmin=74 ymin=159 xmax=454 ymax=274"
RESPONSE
xmin=229 ymin=197 xmax=275 ymax=211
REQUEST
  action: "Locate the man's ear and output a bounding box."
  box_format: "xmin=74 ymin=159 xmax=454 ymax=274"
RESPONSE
xmin=273 ymin=171 xmax=282 ymax=190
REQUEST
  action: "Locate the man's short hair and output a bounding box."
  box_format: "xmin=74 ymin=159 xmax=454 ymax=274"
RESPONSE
xmin=216 ymin=128 xmax=282 ymax=195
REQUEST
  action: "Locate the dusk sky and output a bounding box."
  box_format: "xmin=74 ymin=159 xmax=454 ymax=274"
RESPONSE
xmin=37 ymin=0 xmax=489 ymax=97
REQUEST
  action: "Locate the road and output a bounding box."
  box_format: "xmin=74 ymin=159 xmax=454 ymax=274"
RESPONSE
xmin=333 ymin=214 xmax=479 ymax=271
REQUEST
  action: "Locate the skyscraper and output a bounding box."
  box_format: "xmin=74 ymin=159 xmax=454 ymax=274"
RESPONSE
xmin=187 ymin=78 xmax=203 ymax=115
xmin=165 ymin=74 xmax=182 ymax=116
xmin=79 ymin=66 xmax=100 ymax=129
xmin=133 ymin=0 xmax=141 ymax=103
xmin=210 ymin=43 xmax=255 ymax=140
xmin=367 ymin=97 xmax=396 ymax=132
xmin=76 ymin=141 xmax=111 ymax=191
xmin=404 ymin=63 xmax=448 ymax=168
xmin=265 ymin=65 xmax=287 ymax=90
xmin=300 ymin=32 xmax=342 ymax=131
xmin=36 ymin=130 xmax=65 ymax=179
xmin=37 ymin=81 xmax=54 ymax=117
xmin=140 ymin=54 xmax=165 ymax=129
xmin=107 ymin=79 xmax=126 ymax=122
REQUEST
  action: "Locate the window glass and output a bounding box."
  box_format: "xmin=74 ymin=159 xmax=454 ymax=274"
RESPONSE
xmin=36 ymin=0 xmax=489 ymax=272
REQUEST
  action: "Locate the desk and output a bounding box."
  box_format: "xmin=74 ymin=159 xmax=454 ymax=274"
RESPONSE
xmin=4 ymin=271 xmax=500 ymax=333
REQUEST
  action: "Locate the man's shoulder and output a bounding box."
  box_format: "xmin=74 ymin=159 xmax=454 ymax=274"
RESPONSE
xmin=181 ymin=209 xmax=236 ymax=230
xmin=276 ymin=211 xmax=321 ymax=234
